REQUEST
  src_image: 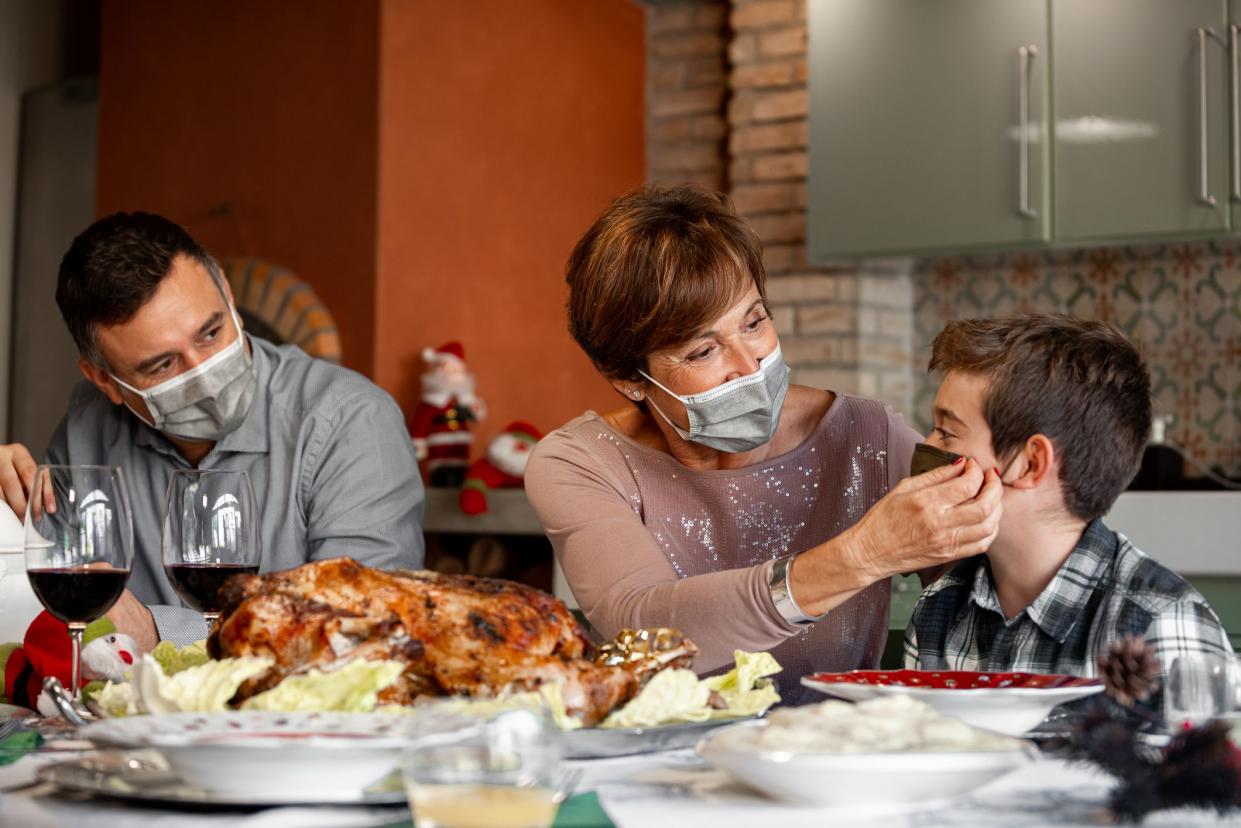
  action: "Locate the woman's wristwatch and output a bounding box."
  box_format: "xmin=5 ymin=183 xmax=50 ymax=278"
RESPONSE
xmin=769 ymin=553 xmax=830 ymax=626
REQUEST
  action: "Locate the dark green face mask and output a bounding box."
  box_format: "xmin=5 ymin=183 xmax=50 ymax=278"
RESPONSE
xmin=910 ymin=442 xmax=963 ymax=477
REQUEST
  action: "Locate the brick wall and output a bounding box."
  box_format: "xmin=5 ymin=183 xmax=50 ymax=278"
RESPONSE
xmin=644 ymin=0 xmax=916 ymax=416
xmin=646 ymin=1 xmax=729 ymax=189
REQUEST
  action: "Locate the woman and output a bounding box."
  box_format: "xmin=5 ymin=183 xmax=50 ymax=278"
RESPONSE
xmin=525 ymin=186 xmax=1001 ymax=700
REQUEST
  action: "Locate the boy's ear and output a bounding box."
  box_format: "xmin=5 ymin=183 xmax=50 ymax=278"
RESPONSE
xmin=1008 ymin=434 xmax=1056 ymax=489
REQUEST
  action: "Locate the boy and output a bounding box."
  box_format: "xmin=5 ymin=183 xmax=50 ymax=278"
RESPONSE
xmin=905 ymin=315 xmax=1233 ymax=680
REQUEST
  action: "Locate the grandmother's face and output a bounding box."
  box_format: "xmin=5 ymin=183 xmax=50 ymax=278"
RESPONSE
xmin=628 ymin=285 xmax=777 ymax=428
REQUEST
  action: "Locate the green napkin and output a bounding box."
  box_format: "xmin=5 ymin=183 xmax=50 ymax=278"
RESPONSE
xmin=0 ymin=729 xmax=41 ymax=767
xmin=383 ymin=791 xmax=614 ymax=828
xmin=552 ymin=792 xmax=614 ymax=827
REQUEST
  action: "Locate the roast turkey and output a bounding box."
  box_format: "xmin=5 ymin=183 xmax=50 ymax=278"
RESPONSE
xmin=207 ymin=557 xmax=696 ymax=725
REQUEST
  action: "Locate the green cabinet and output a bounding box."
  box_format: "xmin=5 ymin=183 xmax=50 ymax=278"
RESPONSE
xmin=808 ymin=0 xmax=1050 ymax=258
xmin=808 ymin=0 xmax=1241 ymax=258
xmin=1053 ymin=0 xmax=1230 ymax=243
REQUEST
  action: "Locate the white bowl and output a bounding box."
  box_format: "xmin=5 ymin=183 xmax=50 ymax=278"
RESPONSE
xmin=81 ymin=711 xmax=412 ymax=799
xmin=801 ymin=670 xmax=1104 ymax=736
xmin=696 ymin=721 xmax=1035 ymax=807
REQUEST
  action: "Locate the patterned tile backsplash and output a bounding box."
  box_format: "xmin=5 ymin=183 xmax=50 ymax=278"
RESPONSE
xmin=912 ymin=241 xmax=1241 ymax=478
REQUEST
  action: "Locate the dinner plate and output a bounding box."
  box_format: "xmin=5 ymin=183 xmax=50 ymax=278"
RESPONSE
xmin=79 ymin=711 xmax=415 ymax=799
xmin=38 ymin=749 xmax=408 ymax=807
xmin=801 ymin=669 xmax=1104 ymax=735
xmin=696 ymin=720 xmax=1036 ymax=806
xmin=564 ymin=715 xmax=757 ymax=759
xmin=0 ymin=703 xmax=34 ymax=719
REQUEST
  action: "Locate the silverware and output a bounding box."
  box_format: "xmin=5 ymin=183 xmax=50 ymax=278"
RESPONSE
xmin=0 ymin=718 xmax=23 ymax=742
xmin=558 ymin=767 xmax=585 ymax=800
xmin=42 ymin=677 xmax=91 ymax=728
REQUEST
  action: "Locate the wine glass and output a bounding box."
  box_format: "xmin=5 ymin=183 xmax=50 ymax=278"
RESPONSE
xmin=1164 ymin=654 xmax=1236 ymax=728
xmin=23 ymin=465 xmax=134 ymax=702
xmin=161 ymin=469 xmax=260 ymax=626
xmin=402 ymin=703 xmax=566 ymax=828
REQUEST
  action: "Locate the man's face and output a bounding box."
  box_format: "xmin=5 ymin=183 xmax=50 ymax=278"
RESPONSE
xmin=926 ymin=370 xmax=1004 ymax=472
xmin=85 ymin=255 xmax=240 ymax=424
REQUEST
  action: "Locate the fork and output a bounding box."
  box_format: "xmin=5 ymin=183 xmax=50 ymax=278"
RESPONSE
xmin=0 ymin=719 xmax=22 ymax=742
xmin=557 ymin=767 xmax=586 ymax=801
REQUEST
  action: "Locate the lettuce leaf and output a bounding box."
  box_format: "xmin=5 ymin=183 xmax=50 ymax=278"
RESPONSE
xmin=602 ymin=650 xmax=782 ymax=729
xmin=133 ymin=653 xmax=272 ymax=714
xmin=702 ymin=650 xmax=781 ymax=719
xmin=148 ymin=639 xmax=210 ymax=676
xmin=241 ymin=660 xmax=404 ymax=712
xmin=400 ymin=682 xmax=583 ymax=731
xmin=601 ymin=668 xmax=710 ymax=728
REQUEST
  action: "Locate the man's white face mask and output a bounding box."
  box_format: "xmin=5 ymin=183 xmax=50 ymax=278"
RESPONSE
xmin=109 ymin=307 xmax=256 ymax=442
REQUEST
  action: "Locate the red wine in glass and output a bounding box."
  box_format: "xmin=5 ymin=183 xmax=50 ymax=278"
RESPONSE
xmin=164 ymin=562 xmax=259 ymax=615
xmin=27 ymin=567 xmax=129 ymax=624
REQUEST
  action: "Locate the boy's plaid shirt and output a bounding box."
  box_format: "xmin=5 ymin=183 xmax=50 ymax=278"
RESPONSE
xmin=905 ymin=520 xmax=1235 ymax=676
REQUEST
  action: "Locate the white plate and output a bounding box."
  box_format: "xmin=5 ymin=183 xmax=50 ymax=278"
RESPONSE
xmin=79 ymin=712 xmax=415 ymax=799
xmin=696 ymin=721 xmax=1035 ymax=806
xmin=38 ymin=749 xmax=407 ymax=806
xmin=564 ymin=715 xmax=755 ymax=758
xmin=801 ymin=671 xmax=1104 ymax=736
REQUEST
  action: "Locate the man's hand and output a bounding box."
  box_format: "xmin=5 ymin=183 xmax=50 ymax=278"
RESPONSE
xmin=0 ymin=443 xmax=38 ymax=517
xmin=107 ymin=589 xmax=159 ymax=654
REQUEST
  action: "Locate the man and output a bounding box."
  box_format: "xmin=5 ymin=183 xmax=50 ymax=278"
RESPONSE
xmin=905 ymin=314 xmax=1232 ymax=686
xmin=0 ymin=212 xmax=425 ymax=648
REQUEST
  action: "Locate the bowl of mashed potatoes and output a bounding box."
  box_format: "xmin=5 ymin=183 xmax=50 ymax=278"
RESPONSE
xmin=695 ymin=696 xmax=1034 ymax=806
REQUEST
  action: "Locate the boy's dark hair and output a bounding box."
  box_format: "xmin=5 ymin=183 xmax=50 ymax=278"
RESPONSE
xmin=929 ymin=314 xmax=1152 ymax=521
xmin=56 ymin=211 xmax=224 ymax=368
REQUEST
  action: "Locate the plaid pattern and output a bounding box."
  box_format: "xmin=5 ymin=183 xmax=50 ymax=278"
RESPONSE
xmin=905 ymin=520 xmax=1235 ymax=678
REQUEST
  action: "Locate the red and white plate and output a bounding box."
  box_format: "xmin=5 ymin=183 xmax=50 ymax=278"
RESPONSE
xmin=801 ymin=670 xmax=1103 ymax=735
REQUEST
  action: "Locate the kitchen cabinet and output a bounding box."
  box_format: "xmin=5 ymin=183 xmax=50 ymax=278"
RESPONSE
xmin=1053 ymin=0 xmax=1230 ymax=243
xmin=807 ymin=0 xmax=1238 ymax=258
xmin=807 ymin=0 xmax=1050 ymax=258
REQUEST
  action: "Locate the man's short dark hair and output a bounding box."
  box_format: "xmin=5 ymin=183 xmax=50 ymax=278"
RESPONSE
xmin=56 ymin=212 xmax=224 ymax=367
xmin=929 ymin=314 xmax=1152 ymax=522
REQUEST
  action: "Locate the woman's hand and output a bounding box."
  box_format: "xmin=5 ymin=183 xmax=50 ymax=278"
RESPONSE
xmin=845 ymin=458 xmax=1002 ymax=584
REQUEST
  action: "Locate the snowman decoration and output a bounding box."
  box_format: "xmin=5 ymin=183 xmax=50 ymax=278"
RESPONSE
xmin=1 ymin=612 xmax=138 ymax=717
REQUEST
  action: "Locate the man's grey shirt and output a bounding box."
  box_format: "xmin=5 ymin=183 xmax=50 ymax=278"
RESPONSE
xmin=46 ymin=336 xmax=425 ymax=643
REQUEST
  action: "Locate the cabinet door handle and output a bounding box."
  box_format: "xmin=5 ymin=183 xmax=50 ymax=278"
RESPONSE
xmin=1018 ymin=44 xmax=1037 ymax=220
xmin=1199 ymin=27 xmax=1218 ymax=207
xmin=1231 ymin=25 xmax=1239 ymax=202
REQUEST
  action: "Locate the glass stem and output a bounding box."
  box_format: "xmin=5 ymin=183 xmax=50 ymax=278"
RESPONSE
xmin=68 ymin=623 xmax=85 ymax=702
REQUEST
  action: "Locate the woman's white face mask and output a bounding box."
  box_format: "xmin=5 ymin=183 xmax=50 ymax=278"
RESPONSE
xmin=640 ymin=343 xmax=790 ymax=453
xmin=109 ymin=308 xmax=257 ymax=442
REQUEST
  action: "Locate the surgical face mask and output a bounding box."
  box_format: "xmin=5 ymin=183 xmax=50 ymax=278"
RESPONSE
xmin=910 ymin=442 xmax=962 ymax=476
xmin=639 ymin=343 xmax=790 ymax=453
xmin=110 ymin=309 xmax=257 ymax=442
xmin=909 ymin=441 xmax=1020 ymax=487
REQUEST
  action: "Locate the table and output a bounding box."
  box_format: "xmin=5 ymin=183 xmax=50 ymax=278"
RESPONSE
xmin=4 ymin=745 xmax=1241 ymax=828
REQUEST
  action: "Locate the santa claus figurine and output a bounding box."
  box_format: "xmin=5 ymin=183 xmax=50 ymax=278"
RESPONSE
xmin=459 ymin=421 xmax=543 ymax=515
xmin=409 ymin=342 xmax=485 ymax=487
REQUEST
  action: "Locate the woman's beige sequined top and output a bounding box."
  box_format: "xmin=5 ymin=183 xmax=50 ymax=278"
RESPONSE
xmin=525 ymin=393 xmax=918 ymax=702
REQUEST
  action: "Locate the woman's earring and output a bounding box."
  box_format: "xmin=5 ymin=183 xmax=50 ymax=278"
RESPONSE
xmin=629 ymin=389 xmax=642 ymax=399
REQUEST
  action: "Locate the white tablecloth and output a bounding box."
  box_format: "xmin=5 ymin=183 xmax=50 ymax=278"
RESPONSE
xmin=4 ymin=748 xmax=1241 ymax=828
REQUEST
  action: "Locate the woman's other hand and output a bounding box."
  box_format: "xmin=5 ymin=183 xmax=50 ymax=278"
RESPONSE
xmin=843 ymin=458 xmax=1002 ymax=585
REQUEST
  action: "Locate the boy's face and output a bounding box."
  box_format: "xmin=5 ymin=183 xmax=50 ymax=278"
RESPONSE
xmin=926 ymin=370 xmax=1005 ymax=473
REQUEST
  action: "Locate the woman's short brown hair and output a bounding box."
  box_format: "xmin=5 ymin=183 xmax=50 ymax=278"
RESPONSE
xmin=930 ymin=314 xmax=1152 ymax=522
xmin=565 ymin=184 xmax=766 ymax=381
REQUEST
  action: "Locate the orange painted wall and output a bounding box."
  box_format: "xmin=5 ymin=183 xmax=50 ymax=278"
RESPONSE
xmin=96 ymin=0 xmax=380 ymax=375
xmin=375 ymin=1 xmax=645 ymax=446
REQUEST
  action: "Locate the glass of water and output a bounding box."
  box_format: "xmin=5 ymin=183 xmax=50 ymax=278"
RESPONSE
xmin=402 ymin=703 xmax=564 ymax=828
xmin=1164 ymin=654 xmax=1237 ymax=728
